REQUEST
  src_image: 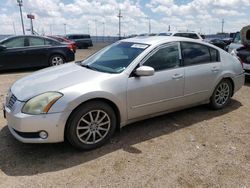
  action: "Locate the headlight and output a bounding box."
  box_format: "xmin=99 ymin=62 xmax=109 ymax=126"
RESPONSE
xmin=22 ymin=92 xmax=63 ymax=115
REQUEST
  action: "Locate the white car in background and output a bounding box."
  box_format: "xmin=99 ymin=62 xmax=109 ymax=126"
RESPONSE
xmin=169 ymin=31 xmax=204 ymax=40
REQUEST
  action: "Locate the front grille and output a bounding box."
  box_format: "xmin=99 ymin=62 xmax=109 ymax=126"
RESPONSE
xmin=7 ymin=94 xmax=17 ymax=110
xmin=13 ymin=129 xmax=40 ymax=138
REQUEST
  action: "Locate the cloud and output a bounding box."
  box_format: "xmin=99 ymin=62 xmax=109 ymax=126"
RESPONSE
xmin=0 ymin=0 xmax=250 ymax=35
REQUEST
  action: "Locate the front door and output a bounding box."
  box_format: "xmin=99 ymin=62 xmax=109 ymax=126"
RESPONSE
xmin=127 ymin=42 xmax=185 ymax=120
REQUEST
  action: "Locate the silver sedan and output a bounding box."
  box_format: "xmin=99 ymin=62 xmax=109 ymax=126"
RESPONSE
xmin=4 ymin=37 xmax=245 ymax=150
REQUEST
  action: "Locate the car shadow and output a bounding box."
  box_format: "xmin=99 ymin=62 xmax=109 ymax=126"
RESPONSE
xmin=0 ymin=99 xmax=242 ymax=176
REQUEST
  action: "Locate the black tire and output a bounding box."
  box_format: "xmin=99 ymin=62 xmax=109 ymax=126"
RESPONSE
xmin=65 ymin=101 xmax=117 ymax=150
xmin=49 ymin=54 xmax=65 ymax=66
xmin=210 ymin=79 xmax=233 ymax=110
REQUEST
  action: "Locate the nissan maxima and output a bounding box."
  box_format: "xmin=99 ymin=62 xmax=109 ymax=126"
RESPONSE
xmin=3 ymin=37 xmax=245 ymax=150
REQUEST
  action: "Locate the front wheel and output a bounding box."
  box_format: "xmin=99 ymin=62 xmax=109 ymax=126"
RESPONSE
xmin=210 ymin=79 xmax=233 ymax=109
xmin=66 ymin=101 xmax=117 ymax=150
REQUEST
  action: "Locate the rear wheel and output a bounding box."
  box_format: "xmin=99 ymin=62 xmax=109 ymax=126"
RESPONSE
xmin=210 ymin=79 xmax=233 ymax=109
xmin=66 ymin=101 xmax=117 ymax=150
xmin=49 ymin=55 xmax=65 ymax=66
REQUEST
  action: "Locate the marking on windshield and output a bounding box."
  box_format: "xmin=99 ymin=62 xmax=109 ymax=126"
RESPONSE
xmin=131 ymin=44 xmax=148 ymax=49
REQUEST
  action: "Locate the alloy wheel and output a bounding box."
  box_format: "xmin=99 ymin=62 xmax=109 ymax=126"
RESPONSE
xmin=214 ymin=82 xmax=230 ymax=105
xmin=76 ymin=110 xmax=111 ymax=144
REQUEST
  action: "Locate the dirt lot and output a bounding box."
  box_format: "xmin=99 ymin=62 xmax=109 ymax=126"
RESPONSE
xmin=0 ymin=43 xmax=250 ymax=188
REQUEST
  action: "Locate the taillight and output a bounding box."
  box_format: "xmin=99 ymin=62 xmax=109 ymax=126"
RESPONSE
xmin=67 ymin=44 xmax=74 ymax=51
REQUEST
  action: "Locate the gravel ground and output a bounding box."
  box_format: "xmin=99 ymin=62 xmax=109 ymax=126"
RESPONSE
xmin=0 ymin=43 xmax=249 ymax=188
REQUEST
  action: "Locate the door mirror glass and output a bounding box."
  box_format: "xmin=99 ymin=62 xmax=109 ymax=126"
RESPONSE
xmin=0 ymin=45 xmax=6 ymax=51
xmin=135 ymin=66 xmax=155 ymax=76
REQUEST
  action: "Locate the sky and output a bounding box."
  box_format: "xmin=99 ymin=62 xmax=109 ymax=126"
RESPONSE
xmin=0 ymin=0 xmax=249 ymax=36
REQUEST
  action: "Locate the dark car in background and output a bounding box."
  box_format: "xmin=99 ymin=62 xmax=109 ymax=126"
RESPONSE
xmin=0 ymin=35 xmax=75 ymax=71
xmin=208 ymin=38 xmax=227 ymax=50
xmin=65 ymin=34 xmax=93 ymax=49
xmin=47 ymin=35 xmax=76 ymax=52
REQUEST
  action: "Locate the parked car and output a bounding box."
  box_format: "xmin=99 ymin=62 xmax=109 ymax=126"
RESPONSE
xmin=65 ymin=34 xmax=93 ymax=49
xmin=208 ymin=38 xmax=227 ymax=50
xmin=157 ymin=33 xmax=172 ymax=36
xmin=47 ymin=35 xmax=76 ymax=53
xmin=229 ymin=25 xmax=250 ymax=77
xmin=222 ymin=37 xmax=233 ymax=46
xmin=170 ymin=31 xmax=204 ymax=40
xmin=0 ymin=35 xmax=75 ymax=71
xmin=4 ymin=36 xmax=244 ymax=150
xmin=228 ymin=32 xmax=243 ymax=53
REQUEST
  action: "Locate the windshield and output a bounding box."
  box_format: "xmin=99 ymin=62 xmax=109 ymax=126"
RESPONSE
xmin=81 ymin=42 xmax=149 ymax=73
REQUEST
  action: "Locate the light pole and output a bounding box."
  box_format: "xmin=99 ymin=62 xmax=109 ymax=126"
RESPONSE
xmin=17 ymin=0 xmax=25 ymax=35
xmin=117 ymin=9 xmax=122 ymax=40
xmin=64 ymin=23 xmax=66 ymax=35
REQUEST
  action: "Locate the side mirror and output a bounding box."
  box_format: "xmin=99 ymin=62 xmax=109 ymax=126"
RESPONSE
xmin=135 ymin=66 xmax=155 ymax=77
xmin=0 ymin=45 xmax=6 ymax=51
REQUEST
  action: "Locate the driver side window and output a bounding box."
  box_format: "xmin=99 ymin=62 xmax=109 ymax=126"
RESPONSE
xmin=143 ymin=43 xmax=180 ymax=71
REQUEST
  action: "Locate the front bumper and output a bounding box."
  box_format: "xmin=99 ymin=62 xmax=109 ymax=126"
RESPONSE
xmin=4 ymin=102 xmax=67 ymax=143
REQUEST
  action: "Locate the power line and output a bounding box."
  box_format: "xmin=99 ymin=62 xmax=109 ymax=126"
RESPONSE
xmin=17 ymin=0 xmax=25 ymax=35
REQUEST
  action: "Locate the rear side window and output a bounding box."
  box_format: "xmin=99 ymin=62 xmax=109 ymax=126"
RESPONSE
xmin=29 ymin=37 xmax=45 ymax=46
xmin=181 ymin=42 xmax=215 ymax=66
xmin=210 ymin=47 xmax=219 ymax=62
xmin=45 ymin=39 xmax=59 ymax=46
xmin=144 ymin=43 xmax=180 ymax=71
xmin=3 ymin=37 xmax=25 ymax=48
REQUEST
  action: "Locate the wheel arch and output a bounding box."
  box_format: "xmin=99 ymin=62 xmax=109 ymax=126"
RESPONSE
xmin=222 ymin=77 xmax=235 ymax=97
xmin=64 ymin=98 xmax=121 ymax=137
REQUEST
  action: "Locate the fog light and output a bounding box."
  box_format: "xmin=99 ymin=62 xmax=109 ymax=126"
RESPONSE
xmin=39 ymin=131 xmax=48 ymax=139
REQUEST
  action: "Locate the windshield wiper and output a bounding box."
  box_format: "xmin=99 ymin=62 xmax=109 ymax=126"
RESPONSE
xmin=81 ymin=64 xmax=99 ymax=71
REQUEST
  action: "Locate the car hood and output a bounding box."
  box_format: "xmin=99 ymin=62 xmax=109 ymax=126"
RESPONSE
xmin=11 ymin=63 xmax=110 ymax=101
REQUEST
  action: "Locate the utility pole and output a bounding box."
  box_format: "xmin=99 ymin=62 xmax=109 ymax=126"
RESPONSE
xmin=17 ymin=0 xmax=25 ymax=35
xmin=117 ymin=9 xmax=122 ymax=40
xmin=13 ymin=22 xmax=16 ymax=35
xmin=95 ymin=19 xmax=97 ymax=37
xmin=147 ymin=17 xmax=151 ymax=34
xmin=221 ymin=19 xmax=224 ymax=33
xmin=103 ymin=22 xmax=105 ymax=42
xmin=87 ymin=23 xmax=90 ymax=34
xmin=168 ymin=25 xmax=170 ymax=32
xmin=64 ymin=23 xmax=66 ymax=35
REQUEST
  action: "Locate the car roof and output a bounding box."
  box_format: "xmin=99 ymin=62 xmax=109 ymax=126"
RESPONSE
xmin=121 ymin=36 xmax=202 ymax=45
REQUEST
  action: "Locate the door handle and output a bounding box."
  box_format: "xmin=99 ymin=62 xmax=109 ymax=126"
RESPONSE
xmin=211 ymin=66 xmax=220 ymax=72
xmin=172 ymin=74 xmax=184 ymax=79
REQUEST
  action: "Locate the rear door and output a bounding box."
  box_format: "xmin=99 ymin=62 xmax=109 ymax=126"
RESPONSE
xmin=0 ymin=36 xmax=29 ymax=70
xmin=25 ymin=36 xmax=50 ymax=67
xmin=181 ymin=42 xmax=221 ymax=104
